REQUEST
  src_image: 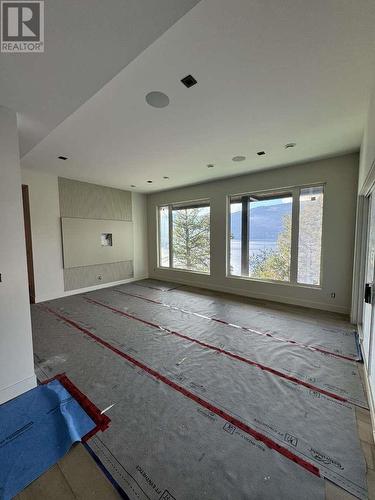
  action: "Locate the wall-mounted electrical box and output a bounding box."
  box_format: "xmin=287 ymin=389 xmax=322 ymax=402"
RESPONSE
xmin=101 ymin=233 xmax=113 ymax=247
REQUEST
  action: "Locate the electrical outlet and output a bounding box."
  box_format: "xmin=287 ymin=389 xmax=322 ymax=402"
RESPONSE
xmin=330 ymin=292 xmax=336 ymax=299
xmin=97 ymin=275 xmax=103 ymax=281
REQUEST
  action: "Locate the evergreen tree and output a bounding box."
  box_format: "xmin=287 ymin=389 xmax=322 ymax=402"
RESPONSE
xmin=250 ymin=193 xmax=323 ymax=283
xmin=172 ymin=207 xmax=210 ymax=272
xmin=250 ymin=214 xmax=291 ymax=281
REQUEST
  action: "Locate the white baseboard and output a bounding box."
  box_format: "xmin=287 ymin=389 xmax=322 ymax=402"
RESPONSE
xmin=150 ymin=272 xmax=350 ymax=315
xmin=0 ymin=374 xmax=37 ymax=405
xmin=35 ymin=275 xmax=149 ymax=303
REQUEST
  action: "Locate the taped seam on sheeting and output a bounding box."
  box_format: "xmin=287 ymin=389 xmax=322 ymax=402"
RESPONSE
xmin=42 ymin=373 xmax=111 ymax=441
xmin=134 ymin=280 xmax=181 ymax=292
xmin=41 ymin=305 xmax=321 ymax=478
xmin=106 ymin=288 xmax=367 ymax=409
xmin=114 ymin=289 xmax=357 ymax=362
xmin=85 ymin=297 xmax=350 ymax=406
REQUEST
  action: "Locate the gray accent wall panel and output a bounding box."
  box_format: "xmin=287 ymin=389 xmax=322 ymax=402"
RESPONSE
xmin=61 ymin=218 xmax=134 ymax=268
xmin=59 ymin=177 xmax=132 ymax=220
xmin=59 ymin=177 xmax=134 ymax=291
xmin=64 ymin=261 xmax=133 ymax=291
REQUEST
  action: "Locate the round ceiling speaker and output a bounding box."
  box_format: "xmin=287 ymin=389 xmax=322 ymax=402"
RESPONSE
xmin=145 ymin=91 xmax=170 ymax=108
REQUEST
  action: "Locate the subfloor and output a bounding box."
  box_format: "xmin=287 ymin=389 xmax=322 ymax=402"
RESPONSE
xmin=15 ymin=444 xmax=121 ymax=499
xmin=28 ymin=279 xmax=375 ymax=499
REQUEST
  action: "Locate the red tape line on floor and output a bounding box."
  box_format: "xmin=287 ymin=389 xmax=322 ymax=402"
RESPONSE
xmin=114 ymin=289 xmax=357 ymax=362
xmin=40 ymin=304 xmax=320 ymax=478
xmin=85 ymin=297 xmax=349 ymax=405
xmin=42 ymin=372 xmax=110 ymax=441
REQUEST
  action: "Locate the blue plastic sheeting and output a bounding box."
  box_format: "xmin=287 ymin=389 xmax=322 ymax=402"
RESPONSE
xmin=0 ymin=379 xmax=96 ymax=500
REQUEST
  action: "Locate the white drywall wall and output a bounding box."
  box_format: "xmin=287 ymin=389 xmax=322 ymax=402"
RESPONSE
xmin=148 ymin=153 xmax=358 ymax=314
xmin=359 ymin=80 xmax=375 ymax=192
xmin=21 ymin=169 xmax=148 ymax=302
xmin=0 ymin=107 xmax=36 ymax=404
xmin=21 ymin=169 xmax=65 ymax=301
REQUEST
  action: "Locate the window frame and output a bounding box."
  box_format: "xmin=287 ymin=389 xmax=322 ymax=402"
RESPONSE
xmin=226 ymin=183 xmax=325 ymax=288
xmin=157 ymin=198 xmax=211 ymax=275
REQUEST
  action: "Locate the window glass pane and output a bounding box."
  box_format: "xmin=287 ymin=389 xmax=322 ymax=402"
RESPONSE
xmin=159 ymin=206 xmax=170 ymax=267
xmin=172 ymin=205 xmax=210 ymax=272
xmin=229 ymin=202 xmax=242 ymax=276
xmin=249 ymin=194 xmax=292 ymax=281
xmin=298 ymin=186 xmax=323 ymax=285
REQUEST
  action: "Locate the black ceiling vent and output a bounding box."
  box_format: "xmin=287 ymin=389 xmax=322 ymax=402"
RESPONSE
xmin=181 ymin=75 xmax=197 ymax=88
xmin=58 ymin=156 xmax=68 ymax=160
xmin=257 ymin=151 xmax=266 ymax=156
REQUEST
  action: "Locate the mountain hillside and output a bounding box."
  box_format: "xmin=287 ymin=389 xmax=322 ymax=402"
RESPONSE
xmin=231 ymin=203 xmax=292 ymax=241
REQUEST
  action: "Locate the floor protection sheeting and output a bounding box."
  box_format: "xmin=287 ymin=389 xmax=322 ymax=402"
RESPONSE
xmin=128 ymin=280 xmax=360 ymax=361
xmin=31 ymin=280 xmax=368 ymax=499
xmin=0 ymin=378 xmax=96 ymax=500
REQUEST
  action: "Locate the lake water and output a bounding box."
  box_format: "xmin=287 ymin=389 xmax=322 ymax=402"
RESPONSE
xmin=230 ymin=239 xmax=277 ymax=275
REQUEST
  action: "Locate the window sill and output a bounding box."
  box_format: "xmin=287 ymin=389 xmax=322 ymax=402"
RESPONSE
xmin=226 ymin=274 xmax=321 ymax=290
xmin=157 ymin=266 xmax=211 ymax=277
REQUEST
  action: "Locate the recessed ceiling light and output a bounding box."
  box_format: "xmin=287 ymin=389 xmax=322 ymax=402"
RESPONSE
xmin=147 ymin=180 xmax=153 ymax=183
xmin=163 ymin=176 xmax=169 ymax=179
xmin=232 ymin=156 xmax=246 ymax=162
xmin=257 ymin=151 xmax=266 ymax=156
xmin=181 ymin=75 xmax=197 ymax=88
xmin=130 ymin=185 xmax=136 ymax=188
xmin=145 ymin=91 xmax=170 ymax=108
xmin=207 ymin=164 xmax=215 ymax=168
xmin=58 ymin=156 xmax=68 ymax=160
xmin=285 ymin=143 xmax=296 ymax=149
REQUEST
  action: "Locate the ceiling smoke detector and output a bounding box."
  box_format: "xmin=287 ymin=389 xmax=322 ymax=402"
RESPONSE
xmin=181 ymin=75 xmax=197 ymax=88
xmin=145 ymin=91 xmax=170 ymax=108
xmin=163 ymin=176 xmax=169 ymax=179
xmin=207 ymin=164 xmax=215 ymax=168
xmin=130 ymin=185 xmax=136 ymax=188
xmin=232 ymin=156 xmax=246 ymax=162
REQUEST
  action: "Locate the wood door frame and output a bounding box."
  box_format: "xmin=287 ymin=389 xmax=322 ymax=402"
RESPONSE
xmin=22 ymin=184 xmax=35 ymax=304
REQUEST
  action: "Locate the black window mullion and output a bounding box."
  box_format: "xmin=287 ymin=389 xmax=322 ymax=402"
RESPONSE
xmin=241 ymin=196 xmax=249 ymax=276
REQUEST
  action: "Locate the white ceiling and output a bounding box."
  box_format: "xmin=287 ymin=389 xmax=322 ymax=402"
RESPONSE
xmin=0 ymin=0 xmax=201 ymax=155
xmin=16 ymin=0 xmax=375 ymax=192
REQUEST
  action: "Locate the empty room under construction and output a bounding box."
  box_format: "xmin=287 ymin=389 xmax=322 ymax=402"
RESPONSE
xmin=1 ymin=1 xmax=375 ymax=499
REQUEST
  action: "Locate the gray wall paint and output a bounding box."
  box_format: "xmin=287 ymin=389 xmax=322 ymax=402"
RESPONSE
xmin=59 ymin=177 xmax=134 ymax=290
xmin=59 ymin=177 xmax=132 ymax=220
xmin=147 ymin=153 xmax=359 ymax=314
